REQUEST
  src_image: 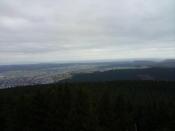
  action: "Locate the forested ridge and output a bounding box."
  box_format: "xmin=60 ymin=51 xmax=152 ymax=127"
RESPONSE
xmin=65 ymin=68 xmax=175 ymax=81
xmin=0 ymin=81 xmax=175 ymax=131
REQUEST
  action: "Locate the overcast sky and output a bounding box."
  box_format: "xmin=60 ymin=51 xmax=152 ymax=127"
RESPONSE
xmin=0 ymin=0 xmax=175 ymax=64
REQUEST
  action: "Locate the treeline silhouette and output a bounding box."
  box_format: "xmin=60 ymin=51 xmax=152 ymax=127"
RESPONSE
xmin=0 ymin=81 xmax=175 ymax=131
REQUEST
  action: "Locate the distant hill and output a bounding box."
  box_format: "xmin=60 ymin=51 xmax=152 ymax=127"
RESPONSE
xmin=64 ymin=68 xmax=175 ymax=82
xmin=153 ymin=59 xmax=175 ymax=68
xmin=0 ymin=59 xmax=174 ymax=88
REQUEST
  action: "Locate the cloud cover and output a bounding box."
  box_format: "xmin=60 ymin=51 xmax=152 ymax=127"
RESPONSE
xmin=0 ymin=0 xmax=175 ymax=64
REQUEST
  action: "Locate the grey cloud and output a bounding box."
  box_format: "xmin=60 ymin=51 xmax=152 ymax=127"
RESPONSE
xmin=0 ymin=0 xmax=175 ymax=64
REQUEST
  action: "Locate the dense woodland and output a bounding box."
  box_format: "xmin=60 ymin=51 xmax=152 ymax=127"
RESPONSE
xmin=66 ymin=68 xmax=175 ymax=81
xmin=0 ymin=81 xmax=175 ymax=131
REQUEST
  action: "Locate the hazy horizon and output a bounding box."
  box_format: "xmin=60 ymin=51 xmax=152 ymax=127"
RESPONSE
xmin=0 ymin=0 xmax=175 ymax=65
xmin=0 ymin=58 xmax=173 ymax=66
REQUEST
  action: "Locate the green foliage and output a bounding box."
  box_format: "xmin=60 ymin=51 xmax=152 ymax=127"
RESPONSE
xmin=0 ymin=81 xmax=175 ymax=131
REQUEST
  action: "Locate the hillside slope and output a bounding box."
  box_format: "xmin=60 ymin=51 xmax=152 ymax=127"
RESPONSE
xmin=65 ymin=68 xmax=175 ymax=82
xmin=0 ymin=81 xmax=175 ymax=131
